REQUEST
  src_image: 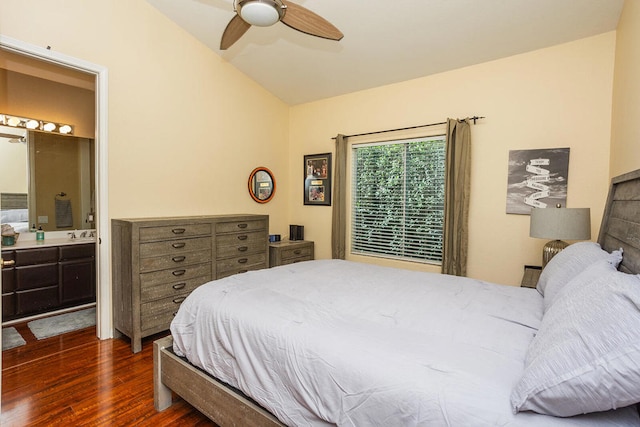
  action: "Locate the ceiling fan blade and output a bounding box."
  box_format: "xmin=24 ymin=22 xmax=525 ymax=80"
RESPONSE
xmin=220 ymin=15 xmax=252 ymax=50
xmin=281 ymin=1 xmax=343 ymax=41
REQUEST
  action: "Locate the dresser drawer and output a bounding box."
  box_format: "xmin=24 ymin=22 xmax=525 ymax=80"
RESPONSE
xmin=140 ymin=236 xmax=211 ymax=258
xmin=269 ymin=241 xmax=314 ymax=268
xmin=139 ymin=249 xmax=212 ymax=273
xmin=216 ymin=253 xmax=266 ymax=276
xmin=279 ymin=256 xmax=312 ymax=266
xmin=139 ymin=223 xmax=211 ymax=242
xmin=141 ymin=276 xmax=208 ymax=303
xmin=216 ymin=232 xmax=267 ymax=259
xmin=216 ymin=219 xmax=267 ymax=234
xmin=217 ymin=263 xmax=265 ymax=279
xmin=140 ymin=294 xmax=188 ymax=332
xmin=280 ymin=245 xmax=313 ymax=261
xmin=140 ymin=262 xmax=211 ymax=287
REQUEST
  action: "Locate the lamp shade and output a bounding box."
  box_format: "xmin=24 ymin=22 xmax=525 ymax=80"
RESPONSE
xmin=530 ymin=207 xmax=591 ymax=240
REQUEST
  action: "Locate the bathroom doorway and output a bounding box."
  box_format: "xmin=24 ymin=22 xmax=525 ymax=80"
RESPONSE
xmin=0 ymin=37 xmax=110 ymax=340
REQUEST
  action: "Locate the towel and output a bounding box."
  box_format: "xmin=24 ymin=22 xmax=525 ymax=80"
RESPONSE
xmin=55 ymin=199 xmax=73 ymax=228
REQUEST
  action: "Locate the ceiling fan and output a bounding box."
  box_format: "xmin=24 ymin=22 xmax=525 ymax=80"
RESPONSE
xmin=220 ymin=0 xmax=344 ymax=50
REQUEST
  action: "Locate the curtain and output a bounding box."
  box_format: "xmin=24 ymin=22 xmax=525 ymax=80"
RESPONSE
xmin=442 ymin=118 xmax=471 ymax=276
xmin=331 ymin=134 xmax=348 ymax=259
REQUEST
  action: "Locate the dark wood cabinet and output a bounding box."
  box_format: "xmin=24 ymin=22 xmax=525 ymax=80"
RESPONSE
xmin=60 ymin=244 xmax=96 ymax=305
xmin=1 ymin=243 xmax=96 ymax=322
xmin=2 ymin=250 xmax=16 ymax=318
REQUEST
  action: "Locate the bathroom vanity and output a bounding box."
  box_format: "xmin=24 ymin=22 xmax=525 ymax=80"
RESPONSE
xmin=1 ymin=235 xmax=96 ymax=322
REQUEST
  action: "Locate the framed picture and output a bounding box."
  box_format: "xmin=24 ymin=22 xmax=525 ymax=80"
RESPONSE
xmin=304 ymin=153 xmax=332 ymax=206
xmin=506 ymin=148 xmax=570 ymax=214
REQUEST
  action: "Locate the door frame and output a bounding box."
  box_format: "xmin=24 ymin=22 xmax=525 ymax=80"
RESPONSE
xmin=0 ymin=35 xmax=112 ymax=340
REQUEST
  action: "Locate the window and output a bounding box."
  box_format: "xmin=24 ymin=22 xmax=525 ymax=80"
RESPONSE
xmin=351 ymin=136 xmax=445 ymax=264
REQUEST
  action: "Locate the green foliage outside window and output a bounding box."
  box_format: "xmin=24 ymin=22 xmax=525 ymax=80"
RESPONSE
xmin=351 ymin=137 xmax=445 ymax=263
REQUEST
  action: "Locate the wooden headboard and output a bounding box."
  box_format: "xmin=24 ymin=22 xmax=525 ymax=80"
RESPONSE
xmin=597 ymin=169 xmax=640 ymax=275
xmin=0 ymin=193 xmax=28 ymax=210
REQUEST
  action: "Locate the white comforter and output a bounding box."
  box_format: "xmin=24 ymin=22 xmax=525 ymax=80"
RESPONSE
xmin=171 ymin=260 xmax=639 ymax=426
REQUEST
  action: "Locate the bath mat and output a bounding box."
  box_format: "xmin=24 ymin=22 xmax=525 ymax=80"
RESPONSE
xmin=28 ymin=307 xmax=96 ymax=340
xmin=2 ymin=327 xmax=26 ymax=351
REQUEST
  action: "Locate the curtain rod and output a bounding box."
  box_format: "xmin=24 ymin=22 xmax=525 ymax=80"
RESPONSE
xmin=332 ymin=116 xmax=485 ymax=140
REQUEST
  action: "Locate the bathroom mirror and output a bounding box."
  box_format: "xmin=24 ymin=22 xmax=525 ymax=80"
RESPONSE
xmin=248 ymin=167 xmax=275 ymax=204
xmin=0 ymin=125 xmax=95 ymax=232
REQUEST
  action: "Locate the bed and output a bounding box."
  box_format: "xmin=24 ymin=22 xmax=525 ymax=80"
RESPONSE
xmin=154 ymin=169 xmax=640 ymax=426
xmin=0 ymin=192 xmax=29 ymax=234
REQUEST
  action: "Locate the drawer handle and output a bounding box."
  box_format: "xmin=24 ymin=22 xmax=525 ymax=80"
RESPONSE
xmin=238 ymin=258 xmax=248 ymax=264
xmin=173 ymin=311 xmax=178 ymax=317
xmin=237 ymin=246 xmax=248 ymax=252
xmin=172 ymin=283 xmax=186 ymax=290
xmin=173 ymin=297 xmax=186 ymax=304
xmin=172 ymin=269 xmax=186 ymax=276
xmin=293 ymin=249 xmax=302 ymax=255
xmin=237 ymin=235 xmax=248 ymax=241
xmin=239 ymin=269 xmax=248 ymax=274
xmin=237 ymin=223 xmax=248 ymax=229
xmin=172 ymin=242 xmax=186 ymax=249
xmin=172 ymin=228 xmax=186 ymax=234
xmin=172 ymin=256 xmax=186 ymax=263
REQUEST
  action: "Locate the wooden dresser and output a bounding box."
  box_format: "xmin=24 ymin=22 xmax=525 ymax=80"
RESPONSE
xmin=112 ymin=214 xmax=268 ymax=352
xmin=269 ymin=240 xmax=314 ymax=267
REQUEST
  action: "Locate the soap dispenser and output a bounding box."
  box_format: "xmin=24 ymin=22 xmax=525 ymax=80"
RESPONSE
xmin=36 ymin=226 xmax=44 ymax=241
xmin=30 ymin=223 xmax=37 ymax=233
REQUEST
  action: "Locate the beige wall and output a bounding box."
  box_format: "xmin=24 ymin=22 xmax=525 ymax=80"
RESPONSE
xmin=0 ymin=0 xmax=290 ymax=234
xmin=290 ymin=33 xmax=616 ymax=286
xmin=610 ymin=0 xmax=640 ymax=177
xmin=0 ymin=127 xmax=27 ymax=194
xmin=0 ymin=69 xmax=95 ymax=138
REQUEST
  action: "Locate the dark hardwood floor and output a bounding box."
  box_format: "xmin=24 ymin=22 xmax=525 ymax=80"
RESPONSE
xmin=2 ymin=321 xmax=215 ymax=426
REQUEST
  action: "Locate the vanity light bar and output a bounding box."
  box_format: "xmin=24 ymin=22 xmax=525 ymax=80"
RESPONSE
xmin=0 ymin=113 xmax=74 ymax=135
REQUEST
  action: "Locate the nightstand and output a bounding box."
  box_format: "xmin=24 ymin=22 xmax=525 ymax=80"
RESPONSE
xmin=521 ymin=265 xmax=542 ymax=289
xmin=269 ymin=241 xmax=314 ymax=267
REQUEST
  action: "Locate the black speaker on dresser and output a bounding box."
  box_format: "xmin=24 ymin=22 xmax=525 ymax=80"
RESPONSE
xmin=289 ymin=225 xmax=304 ymax=241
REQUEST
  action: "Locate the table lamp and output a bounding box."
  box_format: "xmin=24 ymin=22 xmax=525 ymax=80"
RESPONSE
xmin=530 ymin=205 xmax=591 ymax=267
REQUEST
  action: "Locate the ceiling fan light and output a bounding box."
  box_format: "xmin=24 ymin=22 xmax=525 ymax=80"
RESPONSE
xmin=237 ymin=0 xmax=284 ymax=27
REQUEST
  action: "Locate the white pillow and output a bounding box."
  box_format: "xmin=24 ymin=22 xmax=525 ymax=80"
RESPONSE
xmin=511 ymin=259 xmax=640 ymax=416
xmin=536 ymin=242 xmax=622 ymax=309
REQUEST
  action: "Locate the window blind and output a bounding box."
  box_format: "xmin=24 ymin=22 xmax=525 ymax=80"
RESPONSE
xmin=351 ymin=136 xmax=445 ymax=263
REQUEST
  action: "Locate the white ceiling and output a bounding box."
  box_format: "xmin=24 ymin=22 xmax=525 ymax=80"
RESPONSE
xmin=146 ymin=0 xmax=624 ymax=106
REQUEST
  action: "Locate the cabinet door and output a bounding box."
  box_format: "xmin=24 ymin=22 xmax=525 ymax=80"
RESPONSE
xmin=16 ymin=263 xmax=58 ymax=290
xmin=16 ymin=287 xmax=60 ymax=315
xmin=2 ymin=267 xmax=16 ymax=320
xmin=2 ymin=251 xmax=15 ymax=292
xmin=60 ymin=258 xmax=96 ymax=305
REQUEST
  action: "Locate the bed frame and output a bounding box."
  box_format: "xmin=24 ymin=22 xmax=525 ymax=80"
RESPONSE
xmin=598 ymin=169 xmax=640 ymax=274
xmin=153 ymin=169 xmax=640 ymax=426
xmin=153 ymin=336 xmax=283 ymax=426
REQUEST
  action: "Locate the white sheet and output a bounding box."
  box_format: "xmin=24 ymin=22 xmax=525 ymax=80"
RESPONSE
xmin=1 ymin=208 xmax=29 ymax=233
xmin=171 ymin=260 xmax=639 ymax=426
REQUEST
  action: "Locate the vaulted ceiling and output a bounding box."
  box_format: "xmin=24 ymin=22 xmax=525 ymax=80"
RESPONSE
xmin=146 ymin=0 xmax=624 ymax=105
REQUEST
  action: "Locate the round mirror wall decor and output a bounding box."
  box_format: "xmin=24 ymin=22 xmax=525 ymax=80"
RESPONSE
xmin=248 ymin=167 xmax=276 ymax=203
